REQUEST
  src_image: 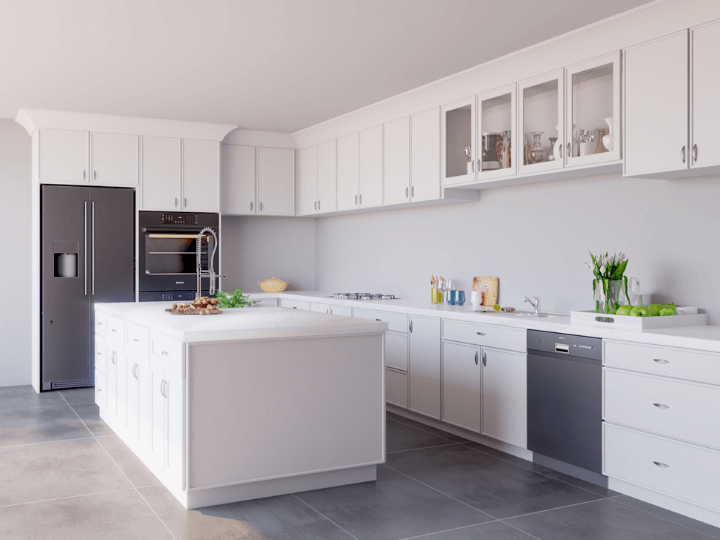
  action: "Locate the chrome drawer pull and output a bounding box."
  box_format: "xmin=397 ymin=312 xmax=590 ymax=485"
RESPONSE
xmin=653 ymin=359 xmax=669 ymax=364
xmin=653 ymin=461 xmax=669 ymax=469
xmin=133 ymin=338 xmax=139 ymax=342
xmin=161 ymin=351 xmax=168 ymax=356
xmin=653 ymin=403 xmax=669 ymax=410
xmin=111 ymin=329 xmax=117 ymax=333
xmin=476 ymin=332 xmax=486 ymax=336
xmin=376 ymin=318 xmax=382 ymax=322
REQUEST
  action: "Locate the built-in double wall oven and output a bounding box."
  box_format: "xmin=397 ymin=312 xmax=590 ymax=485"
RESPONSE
xmin=139 ymin=212 xmax=220 ymax=302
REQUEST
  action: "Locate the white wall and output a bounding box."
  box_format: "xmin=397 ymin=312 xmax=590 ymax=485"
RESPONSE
xmin=0 ymin=120 xmax=32 ymax=385
xmin=222 ymin=216 xmax=316 ymax=293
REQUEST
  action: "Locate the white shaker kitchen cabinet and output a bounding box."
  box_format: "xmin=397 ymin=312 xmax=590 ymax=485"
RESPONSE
xmin=337 ymin=132 xmax=359 ymax=211
xmin=221 ymin=144 xmax=256 ymax=215
xmin=257 ymin=147 xmax=295 ymax=216
xmin=386 ymin=369 xmax=408 ymax=409
xmin=329 ymin=305 xmax=352 ymax=317
xmin=126 ymin=346 xmax=142 ymax=446
xmin=141 ymin=136 xmax=181 ymax=211
xmin=106 ymin=337 xmax=124 ymax=423
xmin=359 ymin=125 xmax=383 ymax=209
xmin=182 ymin=139 xmax=220 ymax=213
xmin=90 ymin=132 xmax=139 ymax=186
xmin=149 ymin=358 xmax=166 ymax=472
xmin=481 ymin=347 xmax=527 ymax=448
xmin=317 ymin=139 xmax=337 ymax=214
xmin=310 ymin=302 xmax=331 ymax=314
xmin=476 ymin=86 xmax=516 ymax=182
xmin=691 ymin=20 xmax=720 ymax=172
xmin=38 ymin=129 xmax=89 ymax=184
xmin=624 ymin=31 xmax=689 ymax=178
xmin=165 ymin=360 xmax=184 ymax=491
xmin=442 ymin=341 xmax=481 ymax=433
xmin=408 ymin=316 xmax=441 ymax=420
xmin=296 ymin=145 xmax=318 ymax=216
xmin=410 ymin=107 xmax=441 ymax=202
xmin=442 ymin=97 xmax=475 ymax=186
xmin=383 ymin=116 xmax=411 ymax=206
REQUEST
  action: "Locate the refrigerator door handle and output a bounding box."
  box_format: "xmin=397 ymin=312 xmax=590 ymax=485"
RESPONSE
xmin=84 ymin=201 xmax=88 ymax=296
xmin=91 ymin=201 xmax=95 ymax=296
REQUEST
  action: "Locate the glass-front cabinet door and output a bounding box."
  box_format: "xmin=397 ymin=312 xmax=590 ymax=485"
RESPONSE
xmin=565 ymin=52 xmax=621 ymax=167
xmin=442 ymin=96 xmax=475 ymax=185
xmin=518 ymin=70 xmax=565 ymax=175
xmin=476 ymin=84 xmax=516 ymax=182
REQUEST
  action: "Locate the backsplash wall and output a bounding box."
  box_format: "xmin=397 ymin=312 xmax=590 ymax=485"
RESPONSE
xmin=315 ymin=172 xmax=720 ymax=324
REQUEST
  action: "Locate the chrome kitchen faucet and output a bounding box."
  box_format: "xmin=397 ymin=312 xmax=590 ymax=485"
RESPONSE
xmin=523 ymin=296 xmax=540 ymax=315
xmin=196 ymin=227 xmax=219 ymax=298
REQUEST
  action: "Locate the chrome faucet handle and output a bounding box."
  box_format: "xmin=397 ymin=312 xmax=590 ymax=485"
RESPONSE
xmin=523 ymin=296 xmax=540 ymax=314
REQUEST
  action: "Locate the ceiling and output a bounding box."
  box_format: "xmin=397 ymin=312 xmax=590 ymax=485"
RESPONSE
xmin=1 ymin=0 xmax=654 ymax=133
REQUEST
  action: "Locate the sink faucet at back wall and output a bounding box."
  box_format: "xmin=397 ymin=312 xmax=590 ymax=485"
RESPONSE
xmin=523 ymin=296 xmax=540 ymax=315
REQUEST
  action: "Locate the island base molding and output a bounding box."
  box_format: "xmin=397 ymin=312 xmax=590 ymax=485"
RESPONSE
xmin=175 ymin=465 xmax=377 ymax=509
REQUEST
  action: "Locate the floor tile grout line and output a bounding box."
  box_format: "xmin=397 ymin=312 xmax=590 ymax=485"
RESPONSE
xmin=610 ymin=497 xmax=720 ymax=540
xmin=58 ymin=392 xmax=179 ymax=540
xmin=387 ymin=442 xmax=465 ymax=455
xmin=502 ymin=520 xmax=544 ymax=540
xmin=0 ymin=488 xmax=137 ymax=510
xmin=0 ymin=435 xmax=97 ymax=450
xmin=461 ymin=442 xmax=612 ymax=499
xmin=500 ymin=496 xmax=616 ymax=522
xmin=397 ymin=520 xmax=502 ymax=540
xmin=382 ymin=464 xmax=498 ymax=519
xmin=0 ymin=403 xmax=74 ymax=413
xmin=292 ymin=493 xmax=361 ymax=540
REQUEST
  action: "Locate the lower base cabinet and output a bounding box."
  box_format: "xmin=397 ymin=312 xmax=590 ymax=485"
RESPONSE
xmin=442 ymin=341 xmax=481 ymax=432
xmin=409 ymin=316 xmax=441 ymax=419
xmin=150 ymin=355 xmax=184 ymax=491
xmin=386 ymin=368 xmax=408 ymax=408
xmin=480 ymin=347 xmax=527 ymax=448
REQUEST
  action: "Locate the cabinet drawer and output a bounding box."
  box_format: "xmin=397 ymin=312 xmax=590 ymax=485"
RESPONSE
xmin=386 ymin=332 xmax=408 ymax=371
xmin=126 ymin=323 xmax=149 ymax=351
xmin=106 ymin=315 xmax=124 ymax=339
xmin=442 ymin=320 xmax=525 ymax=352
xmin=95 ymin=313 xmax=107 ymax=336
xmin=95 ymin=369 xmax=107 ymax=410
xmin=329 ymin=305 xmax=353 ymax=317
xmin=279 ymin=299 xmax=310 ymax=311
xmin=604 ymin=423 xmax=720 ymax=512
xmin=151 ymin=333 xmax=183 ymax=367
xmin=254 ymin=299 xmax=278 ymax=307
xmin=604 ymin=368 xmax=720 ymax=449
xmin=354 ymin=309 xmax=407 ymax=333
xmin=95 ymin=335 xmax=108 ymax=374
xmin=604 ymin=340 xmax=720 ymax=384
xmin=386 ymin=368 xmax=408 ymax=408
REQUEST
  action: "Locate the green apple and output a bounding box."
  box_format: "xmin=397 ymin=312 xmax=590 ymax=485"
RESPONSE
xmin=631 ymin=306 xmax=649 ymax=317
xmin=660 ymin=306 xmax=678 ymax=316
xmin=615 ymin=305 xmax=633 ymax=316
xmin=647 ymin=304 xmax=663 ymax=316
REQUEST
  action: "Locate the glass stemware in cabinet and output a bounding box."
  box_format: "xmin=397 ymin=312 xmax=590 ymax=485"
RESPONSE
xmin=519 ymin=71 xmax=563 ymax=173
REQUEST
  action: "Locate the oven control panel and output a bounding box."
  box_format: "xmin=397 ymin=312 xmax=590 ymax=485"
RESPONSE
xmin=161 ymin=213 xmax=198 ymax=225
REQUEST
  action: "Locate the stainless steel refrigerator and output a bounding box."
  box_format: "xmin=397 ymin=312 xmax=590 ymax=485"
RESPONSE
xmin=41 ymin=185 xmax=135 ymax=391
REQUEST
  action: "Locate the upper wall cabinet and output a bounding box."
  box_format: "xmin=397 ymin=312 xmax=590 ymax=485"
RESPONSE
xmin=141 ymin=136 xmax=181 ymax=211
xmin=221 ymin=144 xmax=256 ymax=215
xmin=296 ymin=145 xmax=318 ymax=216
xmin=476 ymin=86 xmax=516 ymax=183
xmin=691 ymin=20 xmax=720 ymax=172
xmin=317 ymin=139 xmax=337 ymax=214
xmin=257 ymin=147 xmax=295 ymax=216
xmin=38 ymin=129 xmax=89 ymax=184
xmin=383 ymin=117 xmax=411 ymax=206
xmin=182 ymin=139 xmax=220 ymax=213
xmin=410 ymin=107 xmax=441 ymax=203
xmin=337 ymin=133 xmax=359 ymax=212
xmin=91 ymin=132 xmax=139 ymax=186
xmin=442 ymin=97 xmax=475 ymax=186
xmin=359 ymin=125 xmax=383 ymax=209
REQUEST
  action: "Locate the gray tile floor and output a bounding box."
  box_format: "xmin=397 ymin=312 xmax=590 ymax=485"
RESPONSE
xmin=1 ymin=386 xmax=719 ymax=540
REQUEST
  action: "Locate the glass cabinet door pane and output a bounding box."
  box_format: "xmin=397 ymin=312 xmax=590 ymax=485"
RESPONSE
xmin=570 ymin=62 xmax=614 ymax=159
xmin=522 ymin=78 xmax=560 ymax=168
xmin=443 ymin=99 xmax=474 ymax=184
xmin=479 ymin=90 xmax=514 ymax=176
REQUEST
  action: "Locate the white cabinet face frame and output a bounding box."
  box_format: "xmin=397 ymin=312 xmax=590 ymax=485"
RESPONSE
xmin=90 ymin=132 xmax=139 ymax=187
xmin=691 ymin=20 xmax=720 ymax=171
xmin=475 ymin=84 xmax=517 ymax=182
xmin=410 ymin=107 xmax=441 ymax=203
xmin=317 ymin=139 xmax=337 ymax=214
xmin=38 ymin=129 xmax=89 ymax=184
xmin=623 ymin=31 xmax=689 ymax=177
xmin=442 ymin=96 xmax=476 ymax=186
xmin=383 ymin=116 xmax=411 ymax=206
xmin=336 ymin=132 xmax=359 ymax=211
xmin=221 ymin=144 xmax=256 ymax=215
xmin=517 ymin=69 xmax=565 ymax=175
xmin=565 ymin=52 xmax=622 ymax=168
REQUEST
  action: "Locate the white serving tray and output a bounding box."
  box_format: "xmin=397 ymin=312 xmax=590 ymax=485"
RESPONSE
xmin=570 ymin=310 xmax=708 ymax=330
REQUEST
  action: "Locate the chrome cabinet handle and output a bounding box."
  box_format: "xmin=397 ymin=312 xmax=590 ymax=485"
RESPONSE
xmin=314 ymin=201 xmax=317 ymax=210
xmin=91 ymin=201 xmax=95 ymax=296
xmin=259 ymin=202 xmax=263 ymax=211
xmin=475 ymin=351 xmax=478 ymax=365
xmin=681 ymin=146 xmax=686 ymax=163
xmin=471 ymin=159 xmax=475 ymax=173
xmin=184 ymin=198 xmax=188 ymax=208
xmin=693 ymin=144 xmax=698 ymax=163
xmin=375 ymin=318 xmax=382 ymax=322
xmin=405 ymin=187 xmax=408 ymax=198
xmin=482 ymin=352 xmax=487 ymax=367
xmin=559 ymin=143 xmax=563 ymax=159
xmin=359 ymin=194 xmax=363 ymax=204
xmin=566 ymin=142 xmax=571 ymax=158
xmin=653 ymin=403 xmax=669 ymax=409
xmin=653 ymin=358 xmax=669 ymax=364
xmin=93 ymin=170 xmax=97 ymax=181
xmin=84 ymin=201 xmax=88 ymax=296
xmin=355 ymin=195 xmax=358 ymax=205
xmin=653 ymin=461 xmax=669 ymax=469
xmin=97 ymin=387 xmax=102 ymax=392
xmin=411 ymin=186 xmax=414 ymax=197
xmin=250 ymin=202 xmax=253 ymax=211
xmin=83 ymin=170 xmax=86 ymax=180
xmin=409 ymin=321 xmax=413 ymax=332
xmin=133 ymin=338 xmax=139 ymax=342
xmin=476 ymin=332 xmax=486 ymax=336
xmin=111 ymin=328 xmax=117 ymax=333
xmin=161 ymin=350 xmax=168 ymax=356
xmin=174 ymin=198 xmax=178 ymax=208
xmin=318 ymin=200 xmax=321 ymax=210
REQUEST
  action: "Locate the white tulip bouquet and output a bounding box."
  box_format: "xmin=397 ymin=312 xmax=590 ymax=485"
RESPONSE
xmin=586 ymin=252 xmax=631 ymax=314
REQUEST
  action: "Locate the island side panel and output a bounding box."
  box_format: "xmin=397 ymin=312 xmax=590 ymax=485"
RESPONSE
xmin=187 ymin=333 xmax=385 ymax=490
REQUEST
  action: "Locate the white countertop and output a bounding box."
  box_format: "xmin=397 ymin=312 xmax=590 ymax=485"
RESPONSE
xmin=249 ymin=291 xmax=720 ymax=353
xmin=95 ymin=301 xmax=388 ymax=343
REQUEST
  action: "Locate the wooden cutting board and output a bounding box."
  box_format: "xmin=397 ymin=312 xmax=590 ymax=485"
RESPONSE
xmin=472 ymin=277 xmax=499 ymax=306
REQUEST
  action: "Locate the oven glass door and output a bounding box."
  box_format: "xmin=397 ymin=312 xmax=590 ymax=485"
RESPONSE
xmin=144 ymin=232 xmax=212 ymax=276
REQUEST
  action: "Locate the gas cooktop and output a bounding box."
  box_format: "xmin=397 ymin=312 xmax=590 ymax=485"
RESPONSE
xmin=331 ymin=293 xmax=400 ymax=300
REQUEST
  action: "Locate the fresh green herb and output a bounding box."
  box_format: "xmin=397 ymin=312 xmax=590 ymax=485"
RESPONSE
xmin=215 ymin=288 xmax=258 ymax=308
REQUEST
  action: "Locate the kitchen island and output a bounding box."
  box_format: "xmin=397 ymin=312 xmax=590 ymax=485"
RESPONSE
xmin=93 ymin=302 xmax=387 ymax=509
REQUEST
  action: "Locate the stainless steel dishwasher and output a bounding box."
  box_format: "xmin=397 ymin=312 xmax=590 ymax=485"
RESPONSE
xmin=527 ymin=330 xmax=604 ymax=479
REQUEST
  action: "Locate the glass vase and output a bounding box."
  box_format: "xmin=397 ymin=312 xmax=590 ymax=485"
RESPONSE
xmin=528 ymin=131 xmax=547 ymax=164
xmin=594 ymin=279 xmax=626 ymax=314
